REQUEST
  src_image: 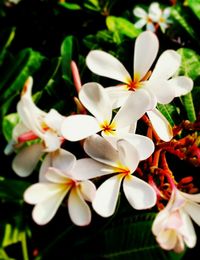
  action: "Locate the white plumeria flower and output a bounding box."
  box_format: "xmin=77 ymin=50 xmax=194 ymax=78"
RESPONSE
xmin=133 ymin=2 xmax=161 ymax=32
xmin=152 ymin=188 xmax=200 ymax=252
xmin=86 ymin=31 xmax=193 ymax=141
xmin=157 ymin=7 xmax=171 ymax=33
xmin=24 ymin=150 xmax=97 ymax=226
xmin=72 ymin=135 xmax=157 ymax=217
xmin=61 ymin=82 xmax=152 ymax=142
xmin=10 ymin=77 xmax=65 ymax=177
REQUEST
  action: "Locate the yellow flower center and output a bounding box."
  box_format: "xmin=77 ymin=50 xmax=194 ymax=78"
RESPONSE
xmin=114 ymin=162 xmax=131 ymax=176
xmin=100 ymin=120 xmax=116 ymax=136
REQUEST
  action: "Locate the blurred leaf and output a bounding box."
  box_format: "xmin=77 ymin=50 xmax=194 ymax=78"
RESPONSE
xmin=0 ymin=248 xmax=15 ymax=260
xmin=106 ymin=16 xmax=142 ymax=40
xmin=188 ymin=0 xmax=200 ymax=20
xmin=59 ymin=2 xmax=81 ymax=10
xmin=0 ymin=177 xmax=30 ymax=203
xmin=171 ymin=5 xmax=197 ymax=39
xmin=84 ymin=0 xmax=101 ymax=11
xmin=2 ymin=113 xmax=19 ymax=142
xmin=0 ymin=27 xmax=15 ymax=66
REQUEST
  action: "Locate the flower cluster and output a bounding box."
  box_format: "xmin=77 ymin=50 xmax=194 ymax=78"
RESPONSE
xmin=133 ymin=2 xmax=171 ymax=33
xmin=5 ymin=31 xmax=200 ymax=253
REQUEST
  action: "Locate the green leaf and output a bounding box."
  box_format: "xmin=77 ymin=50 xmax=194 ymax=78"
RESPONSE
xmin=0 ymin=177 xmax=30 ymax=203
xmin=157 ymin=103 xmax=180 ymax=126
xmin=0 ymin=48 xmax=44 ymax=119
xmin=84 ymin=0 xmax=101 ymax=11
xmin=0 ymin=248 xmax=15 ymax=260
xmin=188 ymin=0 xmax=200 ymax=20
xmin=106 ymin=16 xmax=142 ymax=39
xmin=171 ymin=5 xmax=197 ymax=39
xmin=61 ymin=35 xmax=76 ymax=83
xmin=2 ymin=113 xmax=19 ymax=142
xmin=177 ymin=48 xmax=199 ymax=122
xmin=77 ymin=214 xmax=185 ymax=260
xmin=177 ymin=48 xmax=200 ymax=80
xmin=59 ymin=2 xmax=81 ymax=10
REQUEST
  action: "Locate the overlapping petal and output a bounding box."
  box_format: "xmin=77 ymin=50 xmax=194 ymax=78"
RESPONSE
xmin=79 ymin=180 xmax=96 ymax=202
xmin=147 ymin=109 xmax=173 ymax=141
xmin=123 ymin=175 xmax=156 ymax=209
xmin=12 ymin=143 xmax=44 ymax=177
xmin=169 ymin=76 xmax=193 ymax=97
xmin=68 ymin=187 xmax=92 ymax=226
xmin=92 ymin=174 xmax=124 ymax=217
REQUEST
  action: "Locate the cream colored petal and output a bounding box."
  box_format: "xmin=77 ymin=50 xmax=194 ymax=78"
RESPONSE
xmin=92 ymin=174 xmax=124 ymax=217
xmin=79 ymin=180 xmax=96 ymax=202
xmin=12 ymin=143 xmax=44 ymax=177
xmin=68 ymin=187 xmax=92 ymax=226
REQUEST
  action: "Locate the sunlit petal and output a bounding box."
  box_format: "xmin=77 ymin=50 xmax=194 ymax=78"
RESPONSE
xmin=134 ymin=31 xmax=159 ymax=80
xmin=61 ymin=115 xmax=100 ymax=141
xmin=44 ymin=109 xmax=64 ymax=135
xmin=86 ymin=50 xmax=131 ymax=84
xmin=106 ymin=86 xmax=130 ymax=109
xmin=43 ymin=130 xmax=61 ymax=152
xmin=45 ymin=167 xmax=71 ymax=183
xmin=169 ymin=76 xmax=193 ymax=97
xmin=150 ymin=50 xmax=181 ymax=80
xmin=184 ymin=202 xmax=200 ymax=226
xmin=134 ymin=19 xmax=147 ymax=29
xmin=79 ymin=180 xmax=96 ymax=202
xmin=133 ymin=7 xmax=147 ymax=19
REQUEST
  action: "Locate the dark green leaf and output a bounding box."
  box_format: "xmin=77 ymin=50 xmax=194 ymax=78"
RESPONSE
xmin=157 ymin=103 xmax=180 ymax=126
xmin=84 ymin=0 xmax=101 ymax=11
xmin=59 ymin=2 xmax=81 ymax=10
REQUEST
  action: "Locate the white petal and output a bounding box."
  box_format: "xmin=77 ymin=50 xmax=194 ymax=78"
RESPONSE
xmin=61 ymin=115 xmax=100 ymax=141
xmin=134 ymin=19 xmax=147 ymax=29
xmin=150 ymin=50 xmax=181 ymax=80
xmin=169 ymin=76 xmax=193 ymax=97
xmin=133 ymin=7 xmax=147 ymax=19
xmin=79 ymin=83 xmax=112 ymax=122
xmin=149 ymin=2 xmax=162 ymax=22
xmin=12 ymin=143 xmax=44 ymax=177
xmin=123 ymin=175 xmax=156 ymax=209
xmin=44 ymin=109 xmax=64 ymax=135
xmin=45 ymin=167 xmax=71 ymax=183
xmin=180 ymin=209 xmax=197 ymax=248
xmin=152 ymin=209 xmax=170 ymax=235
xmin=32 ymin=186 xmax=69 ymax=225
xmin=92 ymin=174 xmax=124 ymax=217
xmin=12 ymin=122 xmax=29 ymax=141
xmin=106 ymin=86 xmax=130 ymax=109
xmin=146 ymin=79 xmax=175 ymax=104
xmin=156 ymin=229 xmax=177 ymax=250
xmin=51 ymin=148 xmax=76 ymax=173
xmin=24 ymin=183 xmax=69 ymax=204
xmin=113 ymin=89 xmax=151 ymax=128
xmin=71 ymin=158 xmax=112 ymax=180
xmin=84 ymin=135 xmax=119 ymax=167
xmin=68 ymin=187 xmax=91 ymax=226
xmin=184 ymin=202 xmax=200 ymax=226
xmin=79 ymin=180 xmax=96 ymax=202
xmin=121 ymin=133 xmax=155 ymax=160
xmin=86 ymin=50 xmax=131 ymax=84
xmin=163 ymin=8 xmax=171 ymax=19
xmin=43 ymin=130 xmax=61 ymax=152
xmin=181 ymin=192 xmax=200 ymax=203
xmin=117 ymin=140 xmax=140 ymax=173
xmin=134 ymin=31 xmax=159 ymax=80
xmin=147 ymin=109 xmax=173 ymax=141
